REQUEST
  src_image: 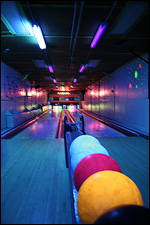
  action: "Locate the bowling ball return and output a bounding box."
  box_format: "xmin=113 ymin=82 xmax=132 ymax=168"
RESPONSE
xmin=63 ymin=112 xmax=85 ymax=224
xmin=63 ymin=113 xmax=85 ymax=168
xmin=63 ymin=111 xmax=149 ymax=224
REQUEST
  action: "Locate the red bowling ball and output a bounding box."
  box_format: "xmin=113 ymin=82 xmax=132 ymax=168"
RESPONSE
xmin=73 ymin=153 xmax=121 ymax=191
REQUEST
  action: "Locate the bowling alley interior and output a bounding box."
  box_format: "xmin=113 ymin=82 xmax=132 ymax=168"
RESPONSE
xmin=1 ymin=1 xmax=149 ymax=224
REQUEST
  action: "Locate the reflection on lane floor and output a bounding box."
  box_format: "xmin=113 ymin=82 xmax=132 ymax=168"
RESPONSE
xmin=12 ymin=109 xmax=61 ymax=139
xmin=12 ymin=105 xmax=126 ymax=139
xmin=84 ymin=116 xmax=126 ymax=137
xmin=70 ymin=110 xmax=126 ymax=138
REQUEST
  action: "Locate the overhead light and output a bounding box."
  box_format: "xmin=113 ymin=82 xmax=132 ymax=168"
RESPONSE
xmin=32 ymin=24 xmax=46 ymax=49
xmin=90 ymin=22 xmax=107 ymax=48
xmin=73 ymin=78 xmax=77 ymax=83
xmin=71 ymin=85 xmax=74 ymax=88
xmin=53 ymin=78 xmax=57 ymax=83
xmin=79 ymin=65 xmax=85 ymax=73
xmin=48 ymin=65 xmax=54 ymax=73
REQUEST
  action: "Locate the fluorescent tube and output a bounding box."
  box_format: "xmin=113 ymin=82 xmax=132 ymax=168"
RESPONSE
xmin=33 ymin=24 xmax=46 ymax=49
xmin=90 ymin=23 xmax=107 ymax=48
xmin=79 ymin=65 xmax=85 ymax=73
xmin=73 ymin=78 xmax=77 ymax=83
xmin=48 ymin=65 xmax=54 ymax=73
xmin=53 ymin=78 xmax=57 ymax=83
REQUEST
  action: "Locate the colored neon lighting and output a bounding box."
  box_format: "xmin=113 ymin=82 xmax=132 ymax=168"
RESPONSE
xmin=32 ymin=24 xmax=46 ymax=49
xmin=90 ymin=23 xmax=107 ymax=48
xmin=48 ymin=65 xmax=54 ymax=73
xmin=139 ymin=64 xmax=142 ymax=68
xmin=23 ymin=72 xmax=31 ymax=81
xmin=134 ymin=71 xmax=138 ymax=78
xmin=73 ymin=78 xmax=77 ymax=83
xmin=57 ymin=92 xmax=71 ymax=95
xmin=32 ymin=90 xmax=36 ymax=95
xmin=53 ymin=78 xmax=57 ymax=83
xmin=129 ymin=83 xmax=132 ymax=89
xmin=20 ymin=91 xmax=26 ymax=96
xmin=65 ymin=86 xmax=69 ymax=91
xmin=71 ymin=85 xmax=74 ymax=88
xmin=136 ymin=85 xmax=138 ymax=89
xmin=79 ymin=65 xmax=85 ymax=73
xmin=62 ymin=86 xmax=65 ymax=91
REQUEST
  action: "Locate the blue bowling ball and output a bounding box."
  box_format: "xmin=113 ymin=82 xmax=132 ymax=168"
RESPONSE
xmin=71 ymin=143 xmax=110 ymax=171
xmin=69 ymin=134 xmax=101 ymax=157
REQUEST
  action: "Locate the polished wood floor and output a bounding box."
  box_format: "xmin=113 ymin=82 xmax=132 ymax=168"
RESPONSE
xmin=1 ymin=109 xmax=149 ymax=224
xmin=98 ymin=136 xmax=149 ymax=208
xmin=1 ymin=139 xmax=72 ymax=224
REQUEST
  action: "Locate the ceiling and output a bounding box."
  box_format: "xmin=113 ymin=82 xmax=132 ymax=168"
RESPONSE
xmin=1 ymin=1 xmax=149 ymax=93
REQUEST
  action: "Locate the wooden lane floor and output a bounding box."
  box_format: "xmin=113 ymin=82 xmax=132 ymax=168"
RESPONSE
xmin=1 ymin=139 xmax=72 ymax=224
xmin=70 ymin=110 xmax=126 ymax=138
xmin=1 ymin=109 xmax=73 ymax=224
xmin=98 ymin=136 xmax=149 ymax=208
xmin=11 ymin=110 xmax=60 ymax=139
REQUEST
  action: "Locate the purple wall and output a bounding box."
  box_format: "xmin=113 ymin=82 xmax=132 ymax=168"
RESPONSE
xmin=1 ymin=61 xmax=48 ymax=130
xmin=82 ymin=53 xmax=149 ymax=136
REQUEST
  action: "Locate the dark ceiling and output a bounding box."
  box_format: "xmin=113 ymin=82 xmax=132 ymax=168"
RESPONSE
xmin=1 ymin=1 xmax=149 ymax=93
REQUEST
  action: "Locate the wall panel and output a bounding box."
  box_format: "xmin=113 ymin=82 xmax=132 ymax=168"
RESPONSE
xmin=82 ymin=53 xmax=149 ymax=136
xmin=1 ymin=62 xmax=48 ymax=130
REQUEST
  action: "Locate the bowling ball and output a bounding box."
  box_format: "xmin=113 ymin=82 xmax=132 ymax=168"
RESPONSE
xmin=74 ymin=153 xmax=121 ymax=191
xmin=71 ymin=144 xmax=110 ymax=171
xmin=77 ymin=171 xmax=143 ymax=224
xmin=94 ymin=205 xmax=149 ymax=224
xmin=69 ymin=134 xmax=101 ymax=156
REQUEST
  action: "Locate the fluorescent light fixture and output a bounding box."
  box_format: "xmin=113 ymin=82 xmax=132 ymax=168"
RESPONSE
xmin=48 ymin=65 xmax=54 ymax=73
xmin=32 ymin=24 xmax=46 ymax=49
xmin=73 ymin=78 xmax=77 ymax=83
xmin=79 ymin=65 xmax=85 ymax=73
xmin=53 ymin=78 xmax=57 ymax=83
xmin=90 ymin=22 xmax=107 ymax=48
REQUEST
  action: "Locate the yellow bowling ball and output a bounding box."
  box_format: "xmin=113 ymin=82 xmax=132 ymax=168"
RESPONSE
xmin=77 ymin=171 xmax=143 ymax=224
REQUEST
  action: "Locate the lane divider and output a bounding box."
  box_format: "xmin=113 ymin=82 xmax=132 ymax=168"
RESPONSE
xmin=56 ymin=109 xmax=76 ymax=139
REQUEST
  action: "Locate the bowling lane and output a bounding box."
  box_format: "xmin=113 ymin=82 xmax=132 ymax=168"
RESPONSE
xmin=69 ymin=108 xmax=126 ymax=138
xmin=12 ymin=108 xmax=61 ymax=139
